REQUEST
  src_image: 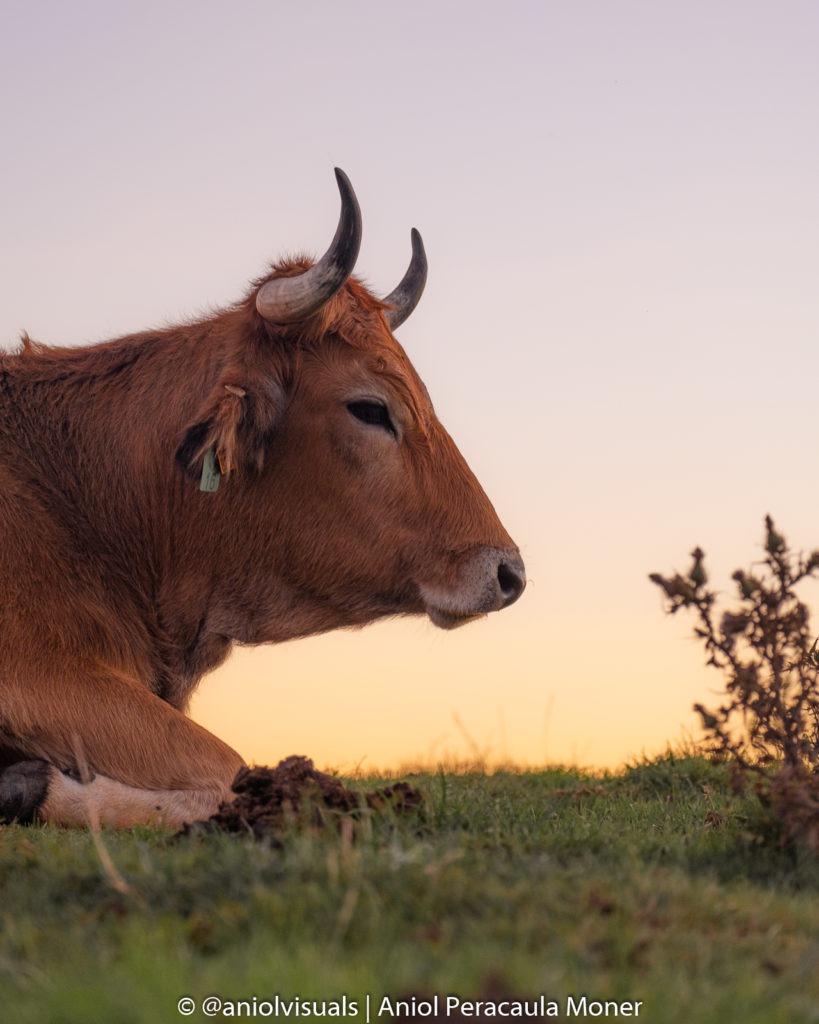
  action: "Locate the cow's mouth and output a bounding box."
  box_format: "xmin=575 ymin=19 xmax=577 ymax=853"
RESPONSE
xmin=424 ymin=606 xmax=487 ymax=630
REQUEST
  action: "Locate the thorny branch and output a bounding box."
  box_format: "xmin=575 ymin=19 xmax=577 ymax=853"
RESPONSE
xmin=650 ymin=517 xmax=819 ymax=850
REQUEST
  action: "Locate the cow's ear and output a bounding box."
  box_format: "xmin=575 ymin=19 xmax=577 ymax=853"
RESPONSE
xmin=175 ymin=381 xmax=281 ymax=483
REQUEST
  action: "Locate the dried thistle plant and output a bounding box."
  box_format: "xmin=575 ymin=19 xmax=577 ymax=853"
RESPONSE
xmin=650 ymin=517 xmax=819 ymax=851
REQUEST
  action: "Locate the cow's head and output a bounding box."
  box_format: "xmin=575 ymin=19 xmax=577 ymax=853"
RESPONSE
xmin=177 ymin=170 xmax=524 ymax=640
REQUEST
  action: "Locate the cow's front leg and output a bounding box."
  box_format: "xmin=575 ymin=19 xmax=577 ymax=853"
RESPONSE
xmin=0 ymin=663 xmax=245 ymax=828
xmin=0 ymin=761 xmax=235 ymax=829
xmin=41 ymin=768 xmax=236 ymax=829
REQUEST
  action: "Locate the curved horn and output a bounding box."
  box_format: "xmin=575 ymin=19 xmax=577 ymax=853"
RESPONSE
xmin=383 ymin=228 xmax=428 ymax=330
xmin=256 ymin=168 xmax=362 ymax=324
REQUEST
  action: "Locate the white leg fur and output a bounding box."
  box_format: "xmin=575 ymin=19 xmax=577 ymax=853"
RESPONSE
xmin=40 ymin=769 xmax=232 ymax=829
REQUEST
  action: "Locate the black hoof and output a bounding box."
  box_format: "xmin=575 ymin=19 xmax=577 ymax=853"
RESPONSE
xmin=0 ymin=760 xmax=52 ymax=825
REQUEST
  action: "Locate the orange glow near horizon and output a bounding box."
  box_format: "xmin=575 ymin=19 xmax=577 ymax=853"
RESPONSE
xmin=189 ymin=598 xmax=713 ymax=776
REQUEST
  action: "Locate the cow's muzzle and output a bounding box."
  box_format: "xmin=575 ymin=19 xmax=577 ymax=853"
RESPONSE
xmin=420 ymin=547 xmax=526 ymax=630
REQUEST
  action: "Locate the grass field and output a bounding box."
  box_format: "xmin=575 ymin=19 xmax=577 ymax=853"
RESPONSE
xmin=2 ymin=754 xmax=817 ymax=1024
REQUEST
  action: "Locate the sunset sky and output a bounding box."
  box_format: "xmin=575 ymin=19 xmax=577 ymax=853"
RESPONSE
xmin=2 ymin=1 xmax=819 ymax=772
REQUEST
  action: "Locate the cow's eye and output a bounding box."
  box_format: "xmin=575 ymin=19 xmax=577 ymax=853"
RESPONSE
xmin=347 ymin=401 xmax=397 ymax=438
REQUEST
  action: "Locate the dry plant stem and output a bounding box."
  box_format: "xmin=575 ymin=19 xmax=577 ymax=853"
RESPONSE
xmin=71 ymin=733 xmax=142 ymax=903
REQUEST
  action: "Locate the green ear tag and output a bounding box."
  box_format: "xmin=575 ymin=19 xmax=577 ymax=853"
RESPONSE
xmin=200 ymin=449 xmax=221 ymax=492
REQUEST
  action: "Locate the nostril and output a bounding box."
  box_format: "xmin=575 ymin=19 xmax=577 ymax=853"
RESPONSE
xmin=497 ymin=561 xmax=525 ymax=608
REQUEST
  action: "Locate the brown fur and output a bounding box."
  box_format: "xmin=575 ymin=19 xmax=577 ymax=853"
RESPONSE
xmin=0 ymin=258 xmax=524 ymax=827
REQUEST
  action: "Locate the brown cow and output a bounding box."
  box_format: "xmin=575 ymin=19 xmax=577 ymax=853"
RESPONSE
xmin=0 ymin=170 xmax=525 ymax=828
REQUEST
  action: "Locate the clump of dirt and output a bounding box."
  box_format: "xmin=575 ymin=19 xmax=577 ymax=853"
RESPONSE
xmin=179 ymin=755 xmax=422 ymax=839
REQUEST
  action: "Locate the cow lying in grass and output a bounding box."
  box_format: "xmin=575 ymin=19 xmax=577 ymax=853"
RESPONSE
xmin=0 ymin=170 xmax=525 ymax=828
